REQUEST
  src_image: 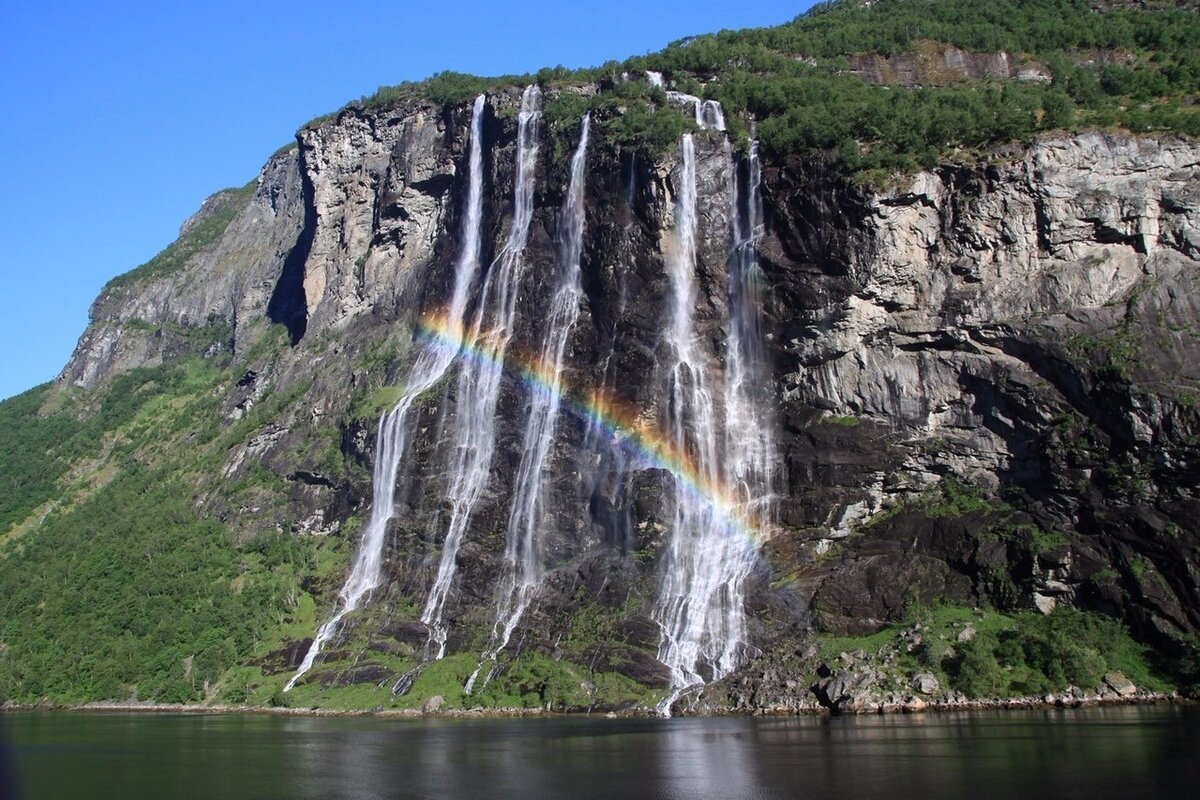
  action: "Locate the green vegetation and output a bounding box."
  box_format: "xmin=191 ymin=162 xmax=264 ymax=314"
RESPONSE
xmin=0 ymin=349 xmax=655 ymax=709
xmin=865 ymin=477 xmax=1003 ymax=529
xmin=0 ymin=357 xmax=328 ymax=705
xmin=946 ymin=608 xmax=1172 ymax=697
xmin=0 ymin=355 xmax=228 ymax=535
xmin=238 ymin=648 xmax=657 ymax=713
xmin=336 ymin=0 xmax=1200 ymax=173
xmin=633 ymin=0 xmax=1200 ymax=167
xmin=817 ymin=604 xmax=1177 ymax=698
xmin=1067 ymin=321 xmax=1142 ymax=380
xmin=0 ymin=466 xmax=306 ymax=703
xmin=0 ymin=385 xmax=90 ymax=533
xmin=105 ymin=181 xmax=256 ymax=290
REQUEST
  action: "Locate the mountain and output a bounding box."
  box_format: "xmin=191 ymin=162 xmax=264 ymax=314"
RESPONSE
xmin=2 ymin=0 xmax=1198 ymax=713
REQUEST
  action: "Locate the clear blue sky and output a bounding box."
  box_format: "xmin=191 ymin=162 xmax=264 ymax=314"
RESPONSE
xmin=0 ymin=1 xmax=813 ymax=401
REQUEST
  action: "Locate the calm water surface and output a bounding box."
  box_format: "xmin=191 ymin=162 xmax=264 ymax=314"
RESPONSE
xmin=2 ymin=706 xmax=1198 ymax=799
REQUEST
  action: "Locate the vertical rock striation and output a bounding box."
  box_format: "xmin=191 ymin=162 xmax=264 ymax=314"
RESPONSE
xmin=56 ymin=81 xmax=1200 ymax=709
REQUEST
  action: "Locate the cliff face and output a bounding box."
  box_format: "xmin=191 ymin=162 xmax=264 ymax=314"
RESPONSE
xmin=53 ymin=91 xmax=1200 ymax=710
xmin=765 ymin=133 xmax=1200 ymax=641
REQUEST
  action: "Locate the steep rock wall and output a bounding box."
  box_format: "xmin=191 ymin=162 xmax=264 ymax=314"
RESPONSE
xmin=55 ymin=92 xmax=1200 ymax=706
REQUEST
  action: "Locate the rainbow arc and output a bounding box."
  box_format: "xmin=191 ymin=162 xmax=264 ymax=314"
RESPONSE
xmin=413 ymin=309 xmax=767 ymax=545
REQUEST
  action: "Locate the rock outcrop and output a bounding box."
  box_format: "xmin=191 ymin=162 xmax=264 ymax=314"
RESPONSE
xmin=765 ymin=132 xmax=1200 ymax=656
xmin=55 ymin=85 xmax=1200 ymax=707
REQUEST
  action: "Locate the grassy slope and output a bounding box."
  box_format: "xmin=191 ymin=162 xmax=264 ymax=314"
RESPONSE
xmin=815 ymin=605 xmax=1180 ymax=699
xmin=104 ymin=181 xmax=256 ymax=291
xmin=0 ymin=356 xmax=315 ymax=704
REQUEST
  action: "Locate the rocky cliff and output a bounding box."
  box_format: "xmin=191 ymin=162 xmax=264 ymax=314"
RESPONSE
xmin=38 ymin=78 xmax=1198 ymax=713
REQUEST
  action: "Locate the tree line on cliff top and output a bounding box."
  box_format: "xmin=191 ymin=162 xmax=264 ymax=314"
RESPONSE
xmin=349 ymin=0 xmax=1200 ymax=177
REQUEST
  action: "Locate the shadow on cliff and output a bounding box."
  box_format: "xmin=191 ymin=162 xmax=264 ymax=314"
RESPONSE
xmin=267 ymin=144 xmax=315 ymax=345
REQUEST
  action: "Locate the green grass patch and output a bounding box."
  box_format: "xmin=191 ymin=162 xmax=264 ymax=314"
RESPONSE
xmin=394 ymin=652 xmax=479 ymax=709
xmin=353 ymin=385 xmax=406 ymax=419
xmin=1067 ymin=322 xmax=1142 ymax=380
xmin=814 ymin=604 xmax=1178 ymax=699
xmin=105 ymin=182 xmax=256 ymax=290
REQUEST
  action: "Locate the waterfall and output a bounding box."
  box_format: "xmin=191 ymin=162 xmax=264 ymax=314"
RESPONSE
xmin=420 ymin=84 xmax=543 ymax=660
xmin=284 ymin=94 xmax=489 ymax=692
xmin=664 ymin=90 xmax=725 ymax=131
xmin=646 ymin=70 xmax=723 ymax=130
xmin=653 ymin=131 xmax=735 ymax=712
xmin=465 ymin=114 xmax=590 ymax=694
xmin=724 ymin=136 xmax=775 ymax=536
xmin=652 ymin=116 xmax=774 ymax=715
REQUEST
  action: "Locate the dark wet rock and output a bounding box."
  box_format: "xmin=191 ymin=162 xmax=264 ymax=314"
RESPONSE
xmin=336 ymin=664 xmax=392 ymax=686
xmin=53 ymin=74 xmax=1200 ymax=713
xmin=254 ymin=638 xmax=314 ymax=676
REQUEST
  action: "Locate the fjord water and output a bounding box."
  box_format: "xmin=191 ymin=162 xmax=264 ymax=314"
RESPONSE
xmin=7 ymin=707 xmax=1199 ymax=799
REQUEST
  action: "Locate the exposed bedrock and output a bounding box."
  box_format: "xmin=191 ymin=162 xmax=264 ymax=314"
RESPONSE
xmin=59 ymin=85 xmax=1200 ymax=706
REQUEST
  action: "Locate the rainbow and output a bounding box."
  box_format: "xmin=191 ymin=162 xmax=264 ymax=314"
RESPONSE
xmin=413 ymin=309 xmax=766 ymax=545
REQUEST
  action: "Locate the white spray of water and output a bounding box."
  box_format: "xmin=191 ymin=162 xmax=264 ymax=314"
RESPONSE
xmin=663 ymin=86 xmax=725 ymax=132
xmin=465 ymin=114 xmax=591 ymax=694
xmin=284 ymin=94 xmax=489 ymax=692
xmin=653 ymin=118 xmax=775 ymax=715
xmin=646 ymin=70 xmax=723 ymax=130
xmin=654 ymin=131 xmax=738 ymax=714
xmin=420 ymin=85 xmax=543 ymax=660
xmin=724 ymin=135 xmax=775 ymax=540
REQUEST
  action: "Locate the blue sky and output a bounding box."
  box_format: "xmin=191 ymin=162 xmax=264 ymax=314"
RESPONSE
xmin=0 ymin=1 xmax=813 ymax=400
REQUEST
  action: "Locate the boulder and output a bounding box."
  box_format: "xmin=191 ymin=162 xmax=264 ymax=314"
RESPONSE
xmin=912 ymin=673 xmax=941 ymax=695
xmin=1103 ymin=672 xmax=1138 ymax=698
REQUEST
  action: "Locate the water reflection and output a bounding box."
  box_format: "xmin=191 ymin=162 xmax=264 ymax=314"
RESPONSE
xmin=5 ymin=707 xmax=1198 ymax=799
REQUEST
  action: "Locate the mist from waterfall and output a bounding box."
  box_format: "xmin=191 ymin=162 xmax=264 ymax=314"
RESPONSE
xmin=652 ymin=114 xmax=775 ymax=715
xmin=284 ymin=94 xmax=489 ymax=692
xmin=654 ymin=131 xmax=735 ymax=713
xmin=465 ymin=114 xmax=590 ymax=694
xmin=724 ymin=136 xmax=776 ymax=537
xmin=420 ymin=84 xmax=543 ymax=660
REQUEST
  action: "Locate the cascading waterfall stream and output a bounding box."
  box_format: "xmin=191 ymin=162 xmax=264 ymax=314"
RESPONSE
xmin=465 ymin=114 xmax=590 ymax=694
xmin=285 ymin=86 xmax=774 ymax=707
xmin=724 ymin=136 xmax=775 ymax=528
xmin=652 ymin=105 xmax=774 ymax=716
xmin=666 ymin=93 xmax=725 ymax=132
xmin=420 ymin=84 xmax=543 ymax=661
xmin=284 ymin=94 xmax=489 ymax=692
xmin=653 ymin=130 xmax=735 ymax=714
xmin=646 ymin=70 xmax=725 ymax=130
xmin=713 ymin=135 xmax=777 ymax=675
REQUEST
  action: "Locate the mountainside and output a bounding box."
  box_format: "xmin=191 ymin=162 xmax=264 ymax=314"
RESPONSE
xmin=2 ymin=0 xmax=1199 ymax=713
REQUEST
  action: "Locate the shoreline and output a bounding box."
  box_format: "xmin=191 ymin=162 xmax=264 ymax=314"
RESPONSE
xmin=1 ymin=692 xmax=1188 ymax=720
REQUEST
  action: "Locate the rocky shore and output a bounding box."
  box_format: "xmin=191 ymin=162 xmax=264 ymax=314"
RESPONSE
xmin=3 ymin=689 xmax=1188 ymax=720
